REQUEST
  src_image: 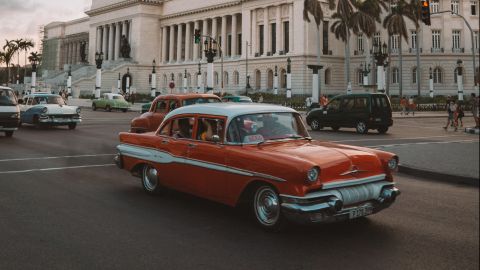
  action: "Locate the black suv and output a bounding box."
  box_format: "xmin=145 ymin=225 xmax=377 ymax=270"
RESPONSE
xmin=306 ymin=93 xmax=393 ymax=134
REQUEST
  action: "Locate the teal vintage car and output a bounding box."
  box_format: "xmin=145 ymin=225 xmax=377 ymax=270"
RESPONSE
xmin=92 ymin=93 xmax=130 ymax=112
xmin=221 ymin=95 xmax=253 ymax=103
xmin=141 ymin=102 xmax=152 ymax=114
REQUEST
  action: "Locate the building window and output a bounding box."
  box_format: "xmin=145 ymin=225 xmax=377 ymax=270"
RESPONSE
xmin=357 ymin=34 xmax=364 ymax=53
xmin=474 ymin=31 xmax=479 ymax=51
xmin=391 ymin=35 xmax=399 ymax=52
xmin=255 ymin=70 xmax=261 ymax=90
xmin=431 ymin=0 xmax=440 ymax=13
xmin=259 ymin=25 xmax=264 ymax=55
xmin=451 ymin=0 xmax=459 ymax=14
xmin=412 ymin=67 xmax=417 ymax=84
xmin=238 ymin=33 xmax=242 ymax=55
xmin=411 ymin=31 xmax=417 ymax=49
xmin=392 ymin=68 xmax=400 ymax=84
xmin=452 ymin=30 xmax=461 ymax=49
xmin=325 ymin=68 xmax=331 ymax=85
xmin=472 ymin=1 xmax=478 ymax=15
xmin=283 ymin=21 xmax=290 ymax=53
xmin=433 ymin=67 xmax=443 ymax=83
xmin=357 ymin=70 xmax=363 ymax=85
xmin=322 ymin=21 xmax=329 ymax=54
xmin=233 ymin=71 xmax=239 ymax=85
xmin=271 ymin=23 xmax=276 ymax=54
xmin=432 ymin=30 xmax=441 ymax=49
xmin=227 ymin=34 xmax=232 ymax=56
xmin=373 ymin=32 xmax=381 ymax=47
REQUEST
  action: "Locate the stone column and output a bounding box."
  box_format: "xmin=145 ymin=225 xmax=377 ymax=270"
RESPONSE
xmin=221 ymin=16 xmax=227 ymax=57
xmin=102 ymin=25 xmax=108 ymax=56
xmin=193 ymin=21 xmax=200 ymax=60
xmin=161 ymin=26 xmax=168 ymax=63
xmin=75 ymin=42 xmax=80 ymax=63
xmin=289 ymin=4 xmax=294 ymax=53
xmin=212 ymin=17 xmax=218 ymax=40
xmin=108 ymin=24 xmax=114 ymax=60
xmin=202 ymin=19 xmax=208 ymax=60
xmin=96 ymin=27 xmax=102 ymax=53
xmin=169 ymin=25 xmax=175 ymax=63
xmin=177 ymin=24 xmax=183 ymax=62
xmin=70 ymin=43 xmax=75 ymax=64
xmin=185 ymin=22 xmax=191 ymax=61
xmin=122 ymin=21 xmax=127 ymax=37
xmin=251 ymin=9 xmax=257 ymax=55
xmin=115 ymin=22 xmax=121 ymax=60
xmin=263 ymin=7 xmax=269 ymax=56
xmin=276 ymin=5 xmax=282 ymax=54
xmin=231 ymin=14 xmax=237 ymax=57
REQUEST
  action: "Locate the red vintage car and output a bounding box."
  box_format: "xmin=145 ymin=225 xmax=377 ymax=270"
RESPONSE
xmin=130 ymin=93 xmax=221 ymax=133
xmin=115 ymin=103 xmax=400 ymax=230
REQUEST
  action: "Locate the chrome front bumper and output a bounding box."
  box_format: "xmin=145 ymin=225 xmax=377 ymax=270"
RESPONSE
xmin=280 ymin=180 xmax=400 ymax=223
xmin=39 ymin=115 xmax=82 ymax=124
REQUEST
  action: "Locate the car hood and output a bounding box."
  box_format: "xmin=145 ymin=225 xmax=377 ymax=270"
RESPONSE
xmin=257 ymin=140 xmax=384 ymax=183
xmin=38 ymin=104 xmax=78 ymax=115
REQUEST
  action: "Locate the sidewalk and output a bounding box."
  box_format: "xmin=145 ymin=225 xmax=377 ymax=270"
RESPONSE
xmin=392 ymin=111 xmax=474 ymax=118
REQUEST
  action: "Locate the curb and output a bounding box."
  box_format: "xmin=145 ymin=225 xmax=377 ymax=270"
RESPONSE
xmin=464 ymin=127 xmax=480 ymax=135
xmin=399 ymin=164 xmax=478 ymax=187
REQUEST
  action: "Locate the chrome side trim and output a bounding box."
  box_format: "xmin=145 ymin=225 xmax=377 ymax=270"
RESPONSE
xmin=322 ymin=174 xmax=387 ymax=189
xmin=117 ymin=144 xmax=286 ymax=182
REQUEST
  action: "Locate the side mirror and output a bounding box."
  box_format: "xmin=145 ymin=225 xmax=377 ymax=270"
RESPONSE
xmin=211 ymin=135 xmax=221 ymax=143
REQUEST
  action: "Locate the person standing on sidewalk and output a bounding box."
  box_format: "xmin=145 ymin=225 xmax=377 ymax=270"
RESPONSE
xmin=471 ymin=93 xmax=479 ymax=128
xmin=400 ymin=97 xmax=407 ymax=115
xmin=408 ymin=97 xmax=416 ymax=116
xmin=444 ymin=100 xmax=457 ymax=131
xmin=456 ymin=102 xmax=464 ymax=128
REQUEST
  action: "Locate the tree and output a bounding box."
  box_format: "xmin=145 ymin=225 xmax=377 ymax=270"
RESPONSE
xmin=2 ymin=40 xmax=18 ymax=86
xmin=406 ymin=0 xmax=422 ymax=96
xmin=19 ymin=39 xmax=34 ymax=83
xmin=13 ymin=39 xmax=23 ymax=84
xmin=383 ymin=0 xmax=416 ymax=98
xmin=28 ymin=51 xmax=41 ymax=66
xmin=303 ymin=0 xmax=335 ymax=100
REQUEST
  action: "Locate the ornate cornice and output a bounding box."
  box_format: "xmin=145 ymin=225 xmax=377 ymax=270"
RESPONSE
xmin=86 ymin=0 xmax=167 ymax=16
xmin=160 ymin=1 xmax=243 ymax=20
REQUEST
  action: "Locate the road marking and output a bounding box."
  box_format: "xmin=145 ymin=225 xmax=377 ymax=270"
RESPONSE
xmin=331 ymin=135 xmax=469 ymax=143
xmin=368 ymin=139 xmax=478 ymax=149
xmin=0 ymin=154 xmax=115 ymax=162
xmin=0 ymin=164 xmax=116 ymax=174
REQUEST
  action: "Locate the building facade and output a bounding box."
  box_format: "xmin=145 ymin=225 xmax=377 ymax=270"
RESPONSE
xmin=42 ymin=0 xmax=479 ymax=97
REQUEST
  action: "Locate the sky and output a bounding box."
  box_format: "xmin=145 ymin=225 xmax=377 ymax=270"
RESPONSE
xmin=0 ymin=0 xmax=92 ymax=66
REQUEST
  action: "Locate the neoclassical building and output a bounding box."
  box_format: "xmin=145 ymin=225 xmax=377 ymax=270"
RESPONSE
xmin=41 ymin=0 xmax=479 ymax=97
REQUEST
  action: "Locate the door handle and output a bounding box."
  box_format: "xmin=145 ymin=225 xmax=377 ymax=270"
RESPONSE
xmin=188 ymin=143 xmax=197 ymax=148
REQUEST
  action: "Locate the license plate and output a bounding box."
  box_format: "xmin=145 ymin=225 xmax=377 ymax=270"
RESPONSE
xmin=349 ymin=206 xmax=372 ymax=219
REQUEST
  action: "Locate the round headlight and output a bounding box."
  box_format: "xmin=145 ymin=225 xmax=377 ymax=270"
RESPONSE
xmin=307 ymin=167 xmax=320 ymax=183
xmin=388 ymin=158 xmax=398 ymax=171
xmin=76 ymin=108 xmax=81 ymax=114
xmin=41 ymin=107 xmax=48 ymax=114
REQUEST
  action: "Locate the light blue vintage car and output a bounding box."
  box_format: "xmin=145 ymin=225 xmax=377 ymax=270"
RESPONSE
xmin=20 ymin=93 xmax=81 ymax=129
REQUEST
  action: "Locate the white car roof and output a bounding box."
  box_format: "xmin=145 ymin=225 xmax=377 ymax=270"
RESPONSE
xmin=0 ymin=86 xmax=13 ymax=90
xmin=164 ymin=103 xmax=297 ymax=121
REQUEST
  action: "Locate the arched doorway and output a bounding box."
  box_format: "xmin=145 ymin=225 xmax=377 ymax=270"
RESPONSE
xmin=267 ymin=69 xmax=274 ymax=90
xmin=280 ymin=68 xmax=286 ymax=89
xmin=255 ymin=70 xmax=261 ymax=90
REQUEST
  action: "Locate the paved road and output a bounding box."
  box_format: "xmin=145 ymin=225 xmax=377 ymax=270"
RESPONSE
xmin=0 ymin=110 xmax=478 ymax=270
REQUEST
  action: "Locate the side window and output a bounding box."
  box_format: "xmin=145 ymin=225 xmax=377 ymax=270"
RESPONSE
xmin=169 ymin=100 xmax=178 ymax=111
xmin=155 ymin=100 xmax=168 ymax=113
xmin=26 ymin=97 xmax=33 ymax=105
xmin=327 ymin=98 xmax=341 ymax=111
xmin=158 ymin=120 xmax=171 ymax=136
xmin=196 ymin=118 xmax=225 ymax=142
xmin=341 ymin=97 xmax=355 ymax=111
xmin=353 ymin=97 xmax=368 ymax=111
xmin=171 ymin=117 xmax=194 ymax=139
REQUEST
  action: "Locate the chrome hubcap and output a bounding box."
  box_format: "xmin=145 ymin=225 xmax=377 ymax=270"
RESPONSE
xmin=254 ymin=187 xmax=280 ymax=226
xmin=143 ymin=166 xmax=158 ymax=191
xmin=357 ymin=122 xmax=366 ymax=133
xmin=311 ymin=120 xmax=319 ymax=130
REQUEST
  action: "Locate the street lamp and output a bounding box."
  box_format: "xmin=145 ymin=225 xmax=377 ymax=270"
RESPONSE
xmin=126 ymin=67 xmax=131 ymax=94
xmin=151 ymin=59 xmax=157 ymax=97
xmin=286 ymin=57 xmax=292 ymax=100
xmin=429 ymin=67 xmax=434 ymax=98
xmin=204 ymin=37 xmax=217 ymax=92
xmin=30 ymin=57 xmax=38 ymax=94
xmin=360 ymin=62 xmax=371 ymax=87
xmin=457 ymin=59 xmax=464 ymax=101
xmin=373 ymin=42 xmax=388 ymax=94
xmin=183 ymin=69 xmax=188 ymax=93
xmin=246 ymin=75 xmax=251 ymax=94
xmin=273 ymin=66 xmax=279 ymax=95
xmin=197 ymin=62 xmax=203 ymax=93
xmin=67 ymin=65 xmax=72 ymax=96
xmin=94 ymin=52 xmax=103 ymax=98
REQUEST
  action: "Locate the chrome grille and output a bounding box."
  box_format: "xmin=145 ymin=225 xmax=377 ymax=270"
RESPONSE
xmin=337 ymin=182 xmax=383 ymax=205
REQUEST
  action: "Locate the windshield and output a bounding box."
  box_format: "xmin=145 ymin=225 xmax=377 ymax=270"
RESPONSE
xmin=0 ymin=89 xmax=17 ymax=106
xmin=33 ymin=95 xmax=65 ymax=105
xmin=227 ymin=112 xmax=309 ymax=144
xmin=183 ymin=98 xmax=220 ymax=106
xmin=113 ymin=95 xmax=125 ymax=100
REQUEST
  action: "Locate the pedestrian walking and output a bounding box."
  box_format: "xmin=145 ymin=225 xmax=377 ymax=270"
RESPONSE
xmin=408 ymin=97 xmax=416 ymax=116
xmin=400 ymin=97 xmax=407 ymax=115
xmin=456 ymin=102 xmax=464 ymax=128
xmin=471 ymin=93 xmax=479 ymax=128
xmin=444 ymin=100 xmax=457 ymax=131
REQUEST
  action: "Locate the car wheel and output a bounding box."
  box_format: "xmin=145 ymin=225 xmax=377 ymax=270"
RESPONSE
xmin=122 ymin=108 xmax=128 ymax=113
xmin=356 ymin=121 xmax=368 ymax=134
xmin=310 ymin=118 xmax=322 ymax=131
xmin=68 ymin=123 xmax=77 ymax=130
xmin=331 ymin=126 xmax=340 ymax=131
xmin=5 ymin=131 xmax=13 ymax=137
xmin=142 ymin=164 xmax=161 ymax=194
xmin=253 ymin=185 xmax=285 ymax=231
xmin=92 ymin=103 xmax=97 ymax=111
xmin=377 ymin=126 xmax=389 ymax=134
xmin=105 ymin=105 xmax=111 ymax=112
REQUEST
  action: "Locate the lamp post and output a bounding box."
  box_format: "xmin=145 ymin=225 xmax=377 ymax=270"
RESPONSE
xmin=245 ymin=41 xmax=252 ymax=95
xmin=273 ymin=66 xmax=279 ymax=95
xmin=94 ymin=52 xmax=103 ymax=98
xmin=286 ymin=57 xmax=292 ymax=100
xmin=151 ymin=59 xmax=157 ymax=97
xmin=183 ymin=69 xmax=188 ymax=93
xmin=126 ymin=67 xmax=130 ymax=94
xmin=246 ymin=75 xmax=251 ymax=94
xmin=429 ymin=67 xmax=434 ymax=98
xmin=30 ymin=58 xmax=38 ymax=94
xmin=170 ymin=73 xmax=175 ymax=94
xmin=197 ymin=62 xmax=203 ymax=93
xmin=117 ymin=73 xmax=121 ymax=94
xmin=67 ymin=65 xmax=72 ymax=96
xmin=373 ymin=42 xmax=388 ymax=94
xmin=457 ymin=59 xmax=464 ymax=101
xmin=204 ymin=37 xmax=217 ymax=93
xmin=360 ymin=62 xmax=371 ymax=88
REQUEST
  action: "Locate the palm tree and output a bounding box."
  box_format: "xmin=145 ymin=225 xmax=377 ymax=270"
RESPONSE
xmin=13 ymin=39 xmax=24 ymax=84
xmin=28 ymin=51 xmax=41 ymax=66
xmin=383 ymin=0 xmax=416 ymax=98
xmin=2 ymin=40 xmax=18 ymax=86
xmin=303 ymin=0 xmax=335 ymax=99
xmin=19 ymin=39 xmax=34 ymax=83
xmin=405 ymin=0 xmax=422 ymax=96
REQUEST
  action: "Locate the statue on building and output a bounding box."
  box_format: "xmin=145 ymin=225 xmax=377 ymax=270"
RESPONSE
xmin=120 ymin=35 xmax=131 ymax=58
xmin=80 ymin=41 xmax=87 ymax=62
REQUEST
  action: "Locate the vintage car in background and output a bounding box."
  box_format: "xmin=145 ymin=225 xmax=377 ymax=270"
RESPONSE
xmin=130 ymin=93 xmax=221 ymax=133
xmin=221 ymin=95 xmax=253 ymax=103
xmin=92 ymin=93 xmax=130 ymax=112
xmin=20 ymin=93 xmax=81 ymax=130
xmin=116 ymin=103 xmax=400 ymax=230
xmin=0 ymin=86 xmax=20 ymax=137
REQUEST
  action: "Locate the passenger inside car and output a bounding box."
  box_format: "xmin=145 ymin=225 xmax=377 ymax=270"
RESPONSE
xmin=172 ymin=118 xmax=192 ymax=138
